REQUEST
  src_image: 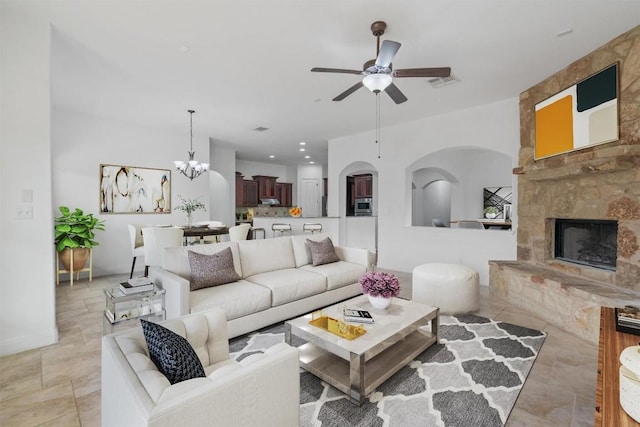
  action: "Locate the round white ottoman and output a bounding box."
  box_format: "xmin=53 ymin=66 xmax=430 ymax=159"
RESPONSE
xmin=412 ymin=263 xmax=479 ymax=314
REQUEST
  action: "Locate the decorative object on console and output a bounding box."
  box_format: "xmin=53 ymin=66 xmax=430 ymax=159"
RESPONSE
xmin=359 ymin=271 xmax=400 ymax=309
xmin=140 ymin=319 xmax=206 ymax=385
xmin=176 ymin=195 xmax=206 ymax=227
xmin=616 ymin=306 xmax=640 ymax=336
xmin=483 ymin=206 xmax=499 ymax=219
xmin=534 ymin=62 xmax=618 ymax=159
xmin=100 ymin=164 xmax=171 ymax=213
xmin=173 ymin=109 xmax=209 ymax=180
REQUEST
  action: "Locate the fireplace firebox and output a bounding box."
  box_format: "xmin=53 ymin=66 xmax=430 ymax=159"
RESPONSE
xmin=554 ymin=219 xmax=617 ymax=270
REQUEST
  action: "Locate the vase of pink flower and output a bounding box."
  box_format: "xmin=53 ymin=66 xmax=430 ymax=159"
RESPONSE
xmin=359 ymin=271 xmax=400 ymax=310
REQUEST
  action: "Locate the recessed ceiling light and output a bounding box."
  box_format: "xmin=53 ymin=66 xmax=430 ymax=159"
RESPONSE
xmin=304 ymin=155 xmax=310 ymax=159
xmin=269 ymin=155 xmax=275 ymax=158
xmin=299 ymin=142 xmax=306 ymax=145
xmin=299 ymin=148 xmax=306 ymax=152
xmin=314 ymin=98 xmax=322 ymax=103
xmin=309 ymin=161 xmax=315 ymax=164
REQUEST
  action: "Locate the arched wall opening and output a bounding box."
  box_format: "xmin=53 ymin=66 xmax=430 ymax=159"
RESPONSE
xmin=406 ymin=147 xmax=512 ymax=228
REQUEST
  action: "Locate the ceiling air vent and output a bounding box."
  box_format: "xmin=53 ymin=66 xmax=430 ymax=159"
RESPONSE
xmin=253 ymin=126 xmax=269 ymax=132
xmin=427 ymin=74 xmax=460 ymax=88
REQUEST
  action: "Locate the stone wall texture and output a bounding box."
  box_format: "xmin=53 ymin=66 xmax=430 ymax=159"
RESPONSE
xmin=518 ymin=25 xmax=640 ymax=291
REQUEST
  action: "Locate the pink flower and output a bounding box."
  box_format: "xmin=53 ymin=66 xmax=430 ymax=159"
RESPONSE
xmin=359 ymin=271 xmax=400 ymax=298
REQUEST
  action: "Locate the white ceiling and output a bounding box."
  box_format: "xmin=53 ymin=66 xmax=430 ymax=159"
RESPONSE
xmin=10 ymin=0 xmax=640 ymax=166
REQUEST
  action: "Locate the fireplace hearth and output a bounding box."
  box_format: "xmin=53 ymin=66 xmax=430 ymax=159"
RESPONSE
xmin=554 ymin=219 xmax=617 ymax=271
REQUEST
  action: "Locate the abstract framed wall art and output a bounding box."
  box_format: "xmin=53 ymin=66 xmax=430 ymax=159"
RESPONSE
xmin=534 ymin=63 xmax=619 ymax=160
xmin=100 ymin=164 xmax=171 ymax=213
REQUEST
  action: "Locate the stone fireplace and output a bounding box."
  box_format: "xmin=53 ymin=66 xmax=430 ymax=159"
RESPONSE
xmin=490 ymin=26 xmax=640 ymax=343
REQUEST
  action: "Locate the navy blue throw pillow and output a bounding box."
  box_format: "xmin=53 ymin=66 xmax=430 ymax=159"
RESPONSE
xmin=140 ymin=319 xmax=206 ymax=385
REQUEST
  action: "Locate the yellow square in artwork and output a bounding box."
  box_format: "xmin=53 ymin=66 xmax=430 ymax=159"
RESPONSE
xmin=535 ymin=95 xmax=574 ymax=159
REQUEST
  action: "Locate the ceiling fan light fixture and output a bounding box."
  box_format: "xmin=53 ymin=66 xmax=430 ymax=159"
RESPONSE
xmin=363 ymin=74 xmax=392 ymax=93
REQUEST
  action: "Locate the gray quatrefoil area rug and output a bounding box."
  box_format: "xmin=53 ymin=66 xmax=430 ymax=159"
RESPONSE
xmin=229 ymin=314 xmax=546 ymax=427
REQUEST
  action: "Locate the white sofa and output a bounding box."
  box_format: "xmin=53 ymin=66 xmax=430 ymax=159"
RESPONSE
xmin=102 ymin=309 xmax=300 ymax=427
xmin=149 ymin=233 xmax=372 ymax=338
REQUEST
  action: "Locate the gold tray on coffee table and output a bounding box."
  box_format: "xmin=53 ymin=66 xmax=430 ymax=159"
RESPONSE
xmin=309 ymin=315 xmax=366 ymax=340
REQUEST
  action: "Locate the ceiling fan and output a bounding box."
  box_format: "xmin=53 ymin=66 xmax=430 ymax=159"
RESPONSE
xmin=311 ymin=21 xmax=451 ymax=104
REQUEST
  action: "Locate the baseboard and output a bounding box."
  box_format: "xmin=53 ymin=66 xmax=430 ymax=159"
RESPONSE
xmin=0 ymin=327 xmax=58 ymax=356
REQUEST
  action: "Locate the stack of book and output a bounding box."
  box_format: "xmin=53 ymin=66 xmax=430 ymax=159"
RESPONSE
xmin=120 ymin=277 xmax=154 ymax=294
xmin=616 ymin=306 xmax=640 ymax=336
xmin=343 ymin=308 xmax=375 ymax=324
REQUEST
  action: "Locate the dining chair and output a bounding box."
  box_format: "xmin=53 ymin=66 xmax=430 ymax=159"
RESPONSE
xmin=141 ymin=227 xmax=184 ymax=276
xmin=432 ymin=219 xmax=447 ymax=228
xmin=229 ymin=223 xmax=251 ymax=242
xmin=127 ymin=224 xmax=146 ymax=278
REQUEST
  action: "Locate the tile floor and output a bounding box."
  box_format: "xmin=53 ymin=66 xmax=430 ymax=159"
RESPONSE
xmin=0 ymin=272 xmax=598 ymax=426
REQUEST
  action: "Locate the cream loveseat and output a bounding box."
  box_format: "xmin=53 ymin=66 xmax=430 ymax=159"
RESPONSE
xmin=149 ymin=233 xmax=372 ymax=338
xmin=102 ymin=309 xmax=300 ymax=427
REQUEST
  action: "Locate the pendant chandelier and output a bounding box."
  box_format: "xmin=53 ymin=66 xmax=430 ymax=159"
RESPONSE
xmin=173 ymin=109 xmax=209 ymax=180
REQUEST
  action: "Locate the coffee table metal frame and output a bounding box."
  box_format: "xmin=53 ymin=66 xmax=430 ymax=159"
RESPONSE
xmin=285 ymin=294 xmax=439 ymax=405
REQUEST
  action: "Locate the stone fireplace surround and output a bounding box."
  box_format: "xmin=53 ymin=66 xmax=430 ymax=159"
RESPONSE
xmin=489 ymin=26 xmax=640 ymax=344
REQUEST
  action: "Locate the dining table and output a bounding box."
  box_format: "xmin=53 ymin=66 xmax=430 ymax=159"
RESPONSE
xmin=180 ymin=225 xmax=229 ymax=245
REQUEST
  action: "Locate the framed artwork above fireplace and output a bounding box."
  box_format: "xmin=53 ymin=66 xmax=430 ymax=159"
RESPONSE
xmin=534 ymin=62 xmax=619 ymax=160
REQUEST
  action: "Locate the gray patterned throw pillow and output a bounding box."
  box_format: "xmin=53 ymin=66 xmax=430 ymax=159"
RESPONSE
xmin=188 ymin=247 xmax=241 ymax=291
xmin=306 ymin=237 xmax=340 ymax=266
xmin=140 ymin=319 xmax=206 ymax=385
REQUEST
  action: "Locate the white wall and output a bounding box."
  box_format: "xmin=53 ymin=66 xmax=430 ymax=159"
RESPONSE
xmin=328 ymin=98 xmax=520 ymax=285
xmin=0 ymin=5 xmax=58 ymax=355
xmin=52 ymin=109 xmax=210 ymax=277
xmin=209 ymin=141 xmax=236 ymax=227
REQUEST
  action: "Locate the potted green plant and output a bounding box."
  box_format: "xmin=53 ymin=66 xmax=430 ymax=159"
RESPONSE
xmin=483 ymin=206 xmax=499 ymax=219
xmin=54 ymin=206 xmax=105 ymax=271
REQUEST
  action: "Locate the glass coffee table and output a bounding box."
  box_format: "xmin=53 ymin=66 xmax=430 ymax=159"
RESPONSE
xmin=285 ymin=294 xmax=439 ymax=405
xmin=102 ymin=284 xmax=166 ymax=334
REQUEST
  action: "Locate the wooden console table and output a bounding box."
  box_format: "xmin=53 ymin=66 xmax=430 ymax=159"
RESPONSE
xmin=595 ymin=307 xmax=640 ymax=426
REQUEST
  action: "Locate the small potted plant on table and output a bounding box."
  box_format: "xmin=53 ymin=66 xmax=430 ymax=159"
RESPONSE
xmin=359 ymin=271 xmax=400 ymax=310
xmin=483 ymin=206 xmax=499 ymax=219
xmin=176 ymin=195 xmax=206 ymax=226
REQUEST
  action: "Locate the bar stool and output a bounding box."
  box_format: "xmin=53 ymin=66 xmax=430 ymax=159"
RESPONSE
xmin=251 ymin=227 xmax=266 ymax=239
xmin=302 ymin=223 xmax=322 ymax=234
xmin=272 ymin=223 xmax=292 ymax=238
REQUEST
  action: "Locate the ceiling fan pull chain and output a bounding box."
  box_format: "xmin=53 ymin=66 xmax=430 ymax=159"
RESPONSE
xmin=377 ymin=94 xmax=381 ymax=159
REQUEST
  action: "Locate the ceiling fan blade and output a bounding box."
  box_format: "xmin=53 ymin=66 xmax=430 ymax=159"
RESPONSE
xmin=333 ymin=81 xmax=364 ymax=101
xmin=393 ymin=67 xmax=451 ymax=78
xmin=311 ymin=67 xmax=362 ymax=75
xmin=375 ymin=40 xmax=401 ymax=68
xmin=384 ymin=82 xmax=408 ymax=104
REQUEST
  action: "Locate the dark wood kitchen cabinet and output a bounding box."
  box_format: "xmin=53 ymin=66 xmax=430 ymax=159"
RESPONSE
xmin=275 ymin=182 xmax=292 ymax=207
xmin=243 ymin=180 xmax=258 ymax=207
xmin=252 ymin=175 xmax=278 ymax=199
xmin=354 ymin=174 xmax=373 ymax=198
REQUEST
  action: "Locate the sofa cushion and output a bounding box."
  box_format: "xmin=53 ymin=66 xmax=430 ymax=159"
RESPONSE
xmin=237 ymin=237 xmax=296 ymax=277
xmin=306 ymin=237 xmax=340 ymax=266
xmin=246 ymin=268 xmax=326 ymax=306
xmin=140 ymin=319 xmax=206 ymax=385
xmin=188 ymin=248 xmax=241 ymax=291
xmin=163 ymin=242 xmax=242 ymax=280
xmin=190 ymin=280 xmax=272 ymax=320
xmin=301 ymin=261 xmax=367 ymax=291
xmin=291 ymin=233 xmax=332 ymax=267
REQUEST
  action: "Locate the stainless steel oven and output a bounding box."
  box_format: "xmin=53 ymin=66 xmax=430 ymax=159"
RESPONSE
xmin=354 ymin=198 xmax=372 ymax=216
